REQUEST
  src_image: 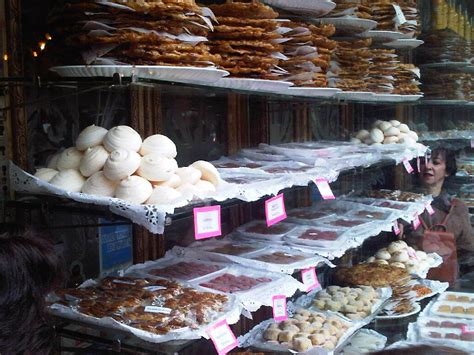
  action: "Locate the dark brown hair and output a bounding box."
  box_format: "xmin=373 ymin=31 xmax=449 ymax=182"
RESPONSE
xmin=430 ymin=148 xmax=457 ymax=176
xmin=0 ymin=229 xmax=62 ymax=354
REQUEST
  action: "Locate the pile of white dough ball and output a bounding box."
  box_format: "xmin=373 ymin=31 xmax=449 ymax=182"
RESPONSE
xmin=351 ymin=120 xmax=419 ymax=146
xmin=34 ymin=125 xmax=221 ymax=205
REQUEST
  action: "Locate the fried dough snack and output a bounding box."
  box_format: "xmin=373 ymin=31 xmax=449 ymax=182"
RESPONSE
xmin=209 ymin=2 xmax=278 ymax=19
xmin=335 ymin=264 xmax=410 ymax=288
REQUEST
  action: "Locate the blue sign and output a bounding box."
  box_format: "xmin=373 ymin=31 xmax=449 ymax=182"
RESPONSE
xmin=99 ymin=219 xmax=133 ymax=274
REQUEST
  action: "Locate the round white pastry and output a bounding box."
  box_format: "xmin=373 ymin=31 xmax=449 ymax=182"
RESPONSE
xmin=146 ymin=186 xmax=183 ymax=205
xmin=176 ymin=166 xmax=202 ymax=185
xmin=399 ymin=136 xmax=417 ymax=146
xmin=103 ymin=149 xmax=141 ymax=181
xmin=195 ymin=180 xmax=217 ymax=192
xmin=115 ymin=176 xmax=153 ymax=204
xmin=176 ymin=183 xmax=200 ymax=201
xmin=388 ymin=241 xmax=406 ymax=254
xmin=398 ymin=123 xmax=410 ymax=133
xmin=190 ymin=160 xmax=221 ymax=186
xmin=49 ymin=169 xmax=85 ymax=192
xmin=389 ymin=120 xmax=401 ymax=127
xmin=392 ymin=250 xmax=409 ymax=262
xmin=390 ymin=262 xmax=406 ymax=269
xmin=379 ymin=121 xmax=392 ymax=132
xmin=355 ymin=130 xmax=370 ymax=141
xmin=374 ymin=259 xmax=388 ymax=265
xmin=350 ymin=138 xmax=362 ymax=144
xmin=139 ymin=134 xmax=177 ymax=158
xmin=47 ymin=152 xmax=61 ymax=169
xmin=407 ymin=131 xmax=419 ymax=141
xmin=103 ymin=126 xmax=142 ymax=153
xmin=137 ymin=154 xmax=178 ymax=182
xmin=364 ymin=138 xmax=374 ymax=145
xmin=75 ymin=125 xmax=108 ymax=151
xmin=384 ymin=126 xmax=401 ymax=137
xmin=383 ymin=136 xmax=399 ymax=144
xmin=154 ymin=174 xmax=181 ymax=188
xmin=370 ymin=128 xmax=384 ymax=144
xmin=82 ymin=171 xmax=117 ymax=197
xmin=79 ymin=146 xmax=109 ymax=177
xmin=375 ymin=250 xmax=392 ymax=261
xmin=373 ymin=120 xmax=384 ymax=128
xmin=56 ymin=147 xmax=84 ymax=171
xmin=367 ymin=256 xmax=376 ymax=263
xmin=34 ymin=168 xmax=58 ymax=182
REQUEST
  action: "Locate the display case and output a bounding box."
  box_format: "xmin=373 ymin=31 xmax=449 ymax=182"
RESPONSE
xmin=1 ymin=0 xmax=474 ymax=354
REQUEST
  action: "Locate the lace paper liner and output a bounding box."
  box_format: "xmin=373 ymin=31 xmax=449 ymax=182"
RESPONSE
xmin=340 ymin=329 xmax=387 ymax=354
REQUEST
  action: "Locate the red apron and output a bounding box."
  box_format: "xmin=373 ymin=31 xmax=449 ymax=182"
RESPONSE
xmin=420 ymin=201 xmax=458 ymax=285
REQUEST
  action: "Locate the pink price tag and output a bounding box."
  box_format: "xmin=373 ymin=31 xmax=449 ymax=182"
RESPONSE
xmin=265 ymin=194 xmax=287 ymax=227
xmin=314 ymin=178 xmax=335 ymax=200
xmin=393 ymin=221 xmax=400 ymax=236
xmin=272 ymin=295 xmax=288 ymax=322
xmin=461 ymin=325 xmax=474 ymax=334
xmin=206 ymin=319 xmax=238 ymax=355
xmin=417 ymin=157 xmax=421 ymax=173
xmin=301 ymin=267 xmax=320 ymax=292
xmin=412 ymin=213 xmax=421 ymax=230
xmin=403 ymin=159 xmax=414 ymax=174
xmin=426 ymin=203 xmax=435 ymax=216
xmin=193 ymin=206 xmax=222 ymax=240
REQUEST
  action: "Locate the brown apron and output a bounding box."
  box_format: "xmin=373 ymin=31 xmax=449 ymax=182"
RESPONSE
xmin=420 ymin=201 xmax=458 ymax=285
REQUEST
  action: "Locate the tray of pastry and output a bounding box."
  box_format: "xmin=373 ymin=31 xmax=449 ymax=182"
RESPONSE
xmin=236 ymin=220 xmax=298 ymax=241
xmin=428 ymin=293 xmax=474 ymax=319
xmin=314 ymin=215 xmax=374 ymax=234
xmin=286 ymin=206 xmax=334 ymax=224
xmin=194 ymin=239 xmax=267 ymax=257
xmin=283 ymin=224 xmax=350 ymax=248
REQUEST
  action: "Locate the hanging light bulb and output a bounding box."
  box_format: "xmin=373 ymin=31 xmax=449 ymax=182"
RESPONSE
xmin=39 ymin=41 xmax=46 ymax=51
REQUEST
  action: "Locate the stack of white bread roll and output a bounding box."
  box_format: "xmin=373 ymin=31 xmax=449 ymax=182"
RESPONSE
xmin=351 ymin=120 xmax=419 ymax=146
xmin=34 ymin=125 xmax=221 ymax=205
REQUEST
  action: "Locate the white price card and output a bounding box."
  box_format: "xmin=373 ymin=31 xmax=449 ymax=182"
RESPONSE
xmin=426 ymin=203 xmax=435 ymax=216
xmin=194 ymin=205 xmax=222 ymax=240
xmin=412 ymin=213 xmax=421 ymax=230
xmin=272 ymin=295 xmax=288 ymax=322
xmin=403 ymin=159 xmax=414 ymax=174
xmin=314 ymin=178 xmax=335 ymax=200
xmin=393 ymin=4 xmax=407 ymax=25
xmin=265 ymin=193 xmax=287 ymax=227
xmin=393 ymin=221 xmax=400 ymax=236
xmin=301 ymin=267 xmax=320 ymax=292
xmin=206 ymin=319 xmax=238 ymax=355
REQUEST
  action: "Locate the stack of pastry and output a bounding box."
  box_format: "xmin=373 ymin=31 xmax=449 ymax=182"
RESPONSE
xmin=207 ymin=1 xmax=283 ymax=78
xmin=279 ymin=21 xmax=337 ymax=87
xmin=421 ymin=69 xmax=471 ymax=100
xmin=335 ymin=263 xmax=410 ymax=288
xmin=34 ymin=125 xmax=221 ymax=205
xmin=327 ymin=1 xmax=372 ymax=20
xmin=328 ymin=39 xmax=372 ymax=92
xmin=396 ymin=0 xmax=420 ymax=37
xmin=367 ymin=49 xmax=399 ymax=93
xmin=367 ymin=0 xmax=419 ymax=37
xmin=392 ymin=64 xmax=421 ymax=95
xmin=418 ymin=29 xmax=469 ymax=64
xmin=48 ymin=0 xmax=219 ymax=66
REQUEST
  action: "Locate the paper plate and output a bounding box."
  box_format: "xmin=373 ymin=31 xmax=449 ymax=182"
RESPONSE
xmin=261 ymin=0 xmax=336 ymax=17
xmin=314 ymin=18 xmax=377 ymax=33
xmin=212 ymin=78 xmax=293 ymax=93
xmin=335 ymin=91 xmax=374 ymax=100
xmin=368 ymin=94 xmax=423 ymax=103
xmin=358 ymin=30 xmax=404 ymax=42
xmin=376 ymin=302 xmax=421 ymax=320
xmin=383 ymin=39 xmax=424 ymax=49
xmin=50 ymin=65 xmax=135 ymax=77
xmin=137 ymin=66 xmax=229 ymax=84
xmin=287 ymin=87 xmax=341 ymax=98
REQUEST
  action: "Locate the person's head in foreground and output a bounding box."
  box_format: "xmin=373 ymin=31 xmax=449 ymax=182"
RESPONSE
xmin=370 ymin=344 xmax=468 ymax=354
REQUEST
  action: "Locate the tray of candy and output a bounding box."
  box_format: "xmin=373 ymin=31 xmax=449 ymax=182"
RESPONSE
xmin=240 ymin=148 xmax=291 ymax=162
xmin=236 ymin=220 xmax=298 ymax=241
xmin=438 ymin=291 xmax=474 ymax=304
xmin=286 ymin=206 xmax=335 ymax=224
xmin=314 ymin=215 xmax=374 ymax=234
xmin=193 ymin=239 xmax=267 ymax=257
xmin=430 ymin=300 xmax=474 ymax=319
xmin=412 ymin=322 xmax=474 ymax=348
xmin=283 ymin=225 xmax=350 ymax=248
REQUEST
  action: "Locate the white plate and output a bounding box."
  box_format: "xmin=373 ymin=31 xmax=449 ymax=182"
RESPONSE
xmin=50 ymin=65 xmax=135 ymax=77
xmin=358 ymin=30 xmax=404 ymax=42
xmin=376 ymin=302 xmax=421 ymax=320
xmin=383 ymin=39 xmax=424 ymax=49
xmin=335 ymin=91 xmax=374 ymax=100
xmin=287 ymin=87 xmax=341 ymax=98
xmin=368 ymin=94 xmax=423 ymax=103
xmin=421 ymin=62 xmax=469 ymax=69
xmin=138 ymin=66 xmax=229 ymax=84
xmin=261 ymin=0 xmax=335 ymax=17
xmin=314 ymin=18 xmax=377 ymax=33
xmin=212 ymin=78 xmax=293 ymax=93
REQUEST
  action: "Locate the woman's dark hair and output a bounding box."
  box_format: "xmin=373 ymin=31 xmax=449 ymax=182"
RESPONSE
xmin=430 ymin=147 xmax=457 ymax=176
xmin=0 ymin=229 xmax=62 ymax=354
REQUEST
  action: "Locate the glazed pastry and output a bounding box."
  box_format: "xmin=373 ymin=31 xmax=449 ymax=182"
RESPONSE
xmin=137 ymin=154 xmax=178 ymax=182
xmin=103 ymin=149 xmax=141 ymax=181
xmin=79 ymin=146 xmax=109 ymax=177
xmin=47 ymin=152 xmax=61 ymax=169
xmin=292 ymin=337 xmax=313 ymax=352
xmin=195 ymin=180 xmax=216 ymax=193
xmin=176 ymin=166 xmax=202 ymax=185
xmin=146 ymin=186 xmax=183 ymax=205
xmin=263 ymin=328 xmax=280 ymax=341
xmin=115 ymin=176 xmax=153 ymax=204
xmin=438 ymin=305 xmax=451 ymax=313
xmin=390 ymin=262 xmax=406 ymax=269
xmin=56 ymin=147 xmax=84 ymax=171
xmin=75 ymin=125 xmax=108 ymax=151
xmin=82 ymin=171 xmax=117 ymax=197
xmin=391 ymin=251 xmax=409 ymax=263
xmin=176 ymin=183 xmax=200 ymax=201
xmin=154 ymin=174 xmax=181 ymax=189
xmin=140 ymin=134 xmax=177 ymax=158
xmin=103 ymin=126 xmax=142 ymax=153
xmin=309 ymin=334 xmax=325 ymax=346
xmin=375 ymin=250 xmax=391 ymax=261
xmin=387 ymin=240 xmax=406 ymax=253
xmin=50 ymin=169 xmax=85 ymax=192
xmin=190 ymin=160 xmax=221 ymax=186
xmin=34 ymin=168 xmax=58 ymax=182
xmin=278 ymin=330 xmax=296 ymax=342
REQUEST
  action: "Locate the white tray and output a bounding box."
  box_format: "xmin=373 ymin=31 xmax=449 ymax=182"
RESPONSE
xmin=138 ymin=66 xmax=229 ymax=84
xmin=262 ymin=0 xmax=336 ymax=17
xmin=383 ymin=39 xmax=424 ymax=49
xmin=315 ymin=18 xmax=377 ymax=33
xmin=358 ymin=30 xmax=404 ymax=42
xmin=368 ymin=94 xmax=423 ymax=103
xmin=212 ymin=78 xmax=293 ymax=93
xmin=50 ymin=65 xmax=135 ymax=77
xmin=335 ymin=91 xmax=374 ymax=100
xmin=287 ymin=87 xmax=341 ymax=98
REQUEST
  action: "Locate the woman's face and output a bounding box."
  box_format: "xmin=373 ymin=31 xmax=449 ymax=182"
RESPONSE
xmin=421 ymin=152 xmax=449 ymax=187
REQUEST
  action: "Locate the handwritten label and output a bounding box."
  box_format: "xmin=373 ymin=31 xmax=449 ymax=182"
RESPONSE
xmin=206 ymin=319 xmax=238 ymax=355
xmin=272 ymin=295 xmax=288 ymax=322
xmin=461 ymin=325 xmax=474 ymax=334
xmin=412 ymin=213 xmax=421 ymax=230
xmin=265 ymin=194 xmax=287 ymax=227
xmin=393 ymin=221 xmax=400 ymax=236
xmin=301 ymin=267 xmax=320 ymax=292
xmin=194 ymin=205 xmax=222 ymax=240
xmin=403 ymin=159 xmax=414 ymax=174
xmin=144 ymin=306 xmax=172 ymax=314
xmin=417 ymin=157 xmax=421 ymax=173
xmin=314 ymin=178 xmax=335 ymax=200
xmin=393 ymin=4 xmax=407 ymax=26
xmin=426 ymin=203 xmax=435 ymax=216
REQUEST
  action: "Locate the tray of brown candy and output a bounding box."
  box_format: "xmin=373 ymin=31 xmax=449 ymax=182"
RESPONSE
xmin=197 ymin=269 xmax=273 ymax=294
xmin=236 ymin=220 xmax=298 ymax=240
xmin=284 ymin=225 xmax=349 ymax=248
xmin=145 ymin=260 xmax=226 ymax=282
xmin=286 ymin=207 xmax=333 ymax=224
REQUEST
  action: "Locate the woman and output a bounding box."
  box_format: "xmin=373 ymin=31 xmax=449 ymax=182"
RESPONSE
xmin=403 ymin=148 xmax=474 ymax=283
xmin=0 ymin=229 xmax=62 ymax=354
